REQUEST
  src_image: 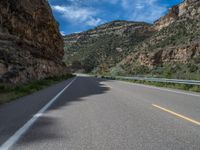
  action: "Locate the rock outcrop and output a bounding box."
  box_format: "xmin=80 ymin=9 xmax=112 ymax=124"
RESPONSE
xmin=137 ymin=41 xmax=200 ymax=67
xmin=117 ymin=0 xmax=200 ymax=78
xmin=136 ymin=0 xmax=200 ymax=66
xmin=0 ymin=0 xmax=67 ymax=84
xmin=154 ymin=0 xmax=200 ymax=30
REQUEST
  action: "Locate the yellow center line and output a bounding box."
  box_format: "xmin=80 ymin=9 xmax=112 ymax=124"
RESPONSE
xmin=152 ymin=104 xmax=200 ymax=126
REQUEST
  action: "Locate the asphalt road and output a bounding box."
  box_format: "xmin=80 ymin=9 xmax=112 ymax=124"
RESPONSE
xmin=0 ymin=76 xmax=200 ymax=150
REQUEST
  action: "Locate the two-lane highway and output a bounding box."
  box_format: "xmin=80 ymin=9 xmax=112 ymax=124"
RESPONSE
xmin=0 ymin=76 xmax=200 ymax=150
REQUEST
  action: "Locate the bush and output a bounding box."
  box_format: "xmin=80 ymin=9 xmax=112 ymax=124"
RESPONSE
xmin=110 ymin=65 xmax=127 ymax=76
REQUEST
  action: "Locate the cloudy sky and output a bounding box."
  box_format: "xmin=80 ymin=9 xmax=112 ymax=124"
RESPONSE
xmin=48 ymin=0 xmax=183 ymax=35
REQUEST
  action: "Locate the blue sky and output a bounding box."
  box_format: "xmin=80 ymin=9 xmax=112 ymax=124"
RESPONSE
xmin=48 ymin=0 xmax=183 ymax=35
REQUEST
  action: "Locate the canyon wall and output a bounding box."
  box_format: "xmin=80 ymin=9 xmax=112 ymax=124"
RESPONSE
xmin=0 ymin=0 xmax=67 ymax=84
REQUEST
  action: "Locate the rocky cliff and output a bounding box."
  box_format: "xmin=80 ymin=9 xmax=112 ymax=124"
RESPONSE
xmin=0 ymin=0 xmax=67 ymax=84
xmin=154 ymin=0 xmax=200 ymax=30
xmin=117 ymin=0 xmax=200 ymax=79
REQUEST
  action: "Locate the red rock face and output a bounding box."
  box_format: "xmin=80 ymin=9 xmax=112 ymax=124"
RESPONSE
xmin=0 ymin=0 xmax=67 ymax=84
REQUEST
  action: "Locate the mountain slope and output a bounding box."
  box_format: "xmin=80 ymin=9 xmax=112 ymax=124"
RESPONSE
xmin=63 ymin=21 xmax=154 ymax=73
xmin=0 ymin=0 xmax=67 ymax=84
xmin=116 ymin=0 xmax=200 ymax=79
xmin=64 ymin=0 xmax=200 ymax=79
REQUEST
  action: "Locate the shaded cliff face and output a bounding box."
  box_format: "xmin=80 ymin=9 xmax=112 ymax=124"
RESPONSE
xmin=0 ymin=0 xmax=67 ymax=84
xmin=64 ymin=21 xmax=154 ymax=73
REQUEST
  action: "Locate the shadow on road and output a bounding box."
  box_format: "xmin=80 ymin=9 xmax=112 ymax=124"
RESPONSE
xmin=50 ymin=76 xmax=110 ymax=110
xmin=11 ymin=76 xmax=111 ymax=144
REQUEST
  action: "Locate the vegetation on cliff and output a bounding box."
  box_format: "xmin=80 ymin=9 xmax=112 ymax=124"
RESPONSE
xmin=64 ymin=21 xmax=154 ymax=73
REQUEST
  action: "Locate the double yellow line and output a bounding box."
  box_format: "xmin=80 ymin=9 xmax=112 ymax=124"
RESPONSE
xmin=152 ymin=104 xmax=200 ymax=126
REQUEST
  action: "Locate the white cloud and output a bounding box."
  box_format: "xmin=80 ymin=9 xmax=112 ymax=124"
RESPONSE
xmin=51 ymin=0 xmax=167 ymax=24
xmin=60 ymin=31 xmax=66 ymax=36
xmin=49 ymin=0 xmax=174 ymax=34
xmin=119 ymin=0 xmax=166 ymax=23
xmin=51 ymin=5 xmax=103 ymax=26
xmin=52 ymin=5 xmax=93 ymax=22
xmin=135 ymin=4 xmax=144 ymax=9
xmin=86 ymin=18 xmax=103 ymax=26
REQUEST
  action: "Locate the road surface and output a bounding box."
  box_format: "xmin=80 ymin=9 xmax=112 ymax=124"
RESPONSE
xmin=0 ymin=76 xmax=200 ymax=150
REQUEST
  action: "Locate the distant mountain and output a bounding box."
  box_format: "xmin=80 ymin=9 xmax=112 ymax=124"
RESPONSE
xmin=64 ymin=0 xmax=200 ymax=79
xmin=63 ymin=21 xmax=154 ymax=73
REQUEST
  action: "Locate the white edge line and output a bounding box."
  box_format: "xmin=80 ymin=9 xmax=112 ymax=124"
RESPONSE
xmin=0 ymin=77 xmax=77 ymax=150
xmin=118 ymin=80 xmax=200 ymax=97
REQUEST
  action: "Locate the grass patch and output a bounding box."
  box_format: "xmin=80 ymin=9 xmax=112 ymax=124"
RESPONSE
xmin=101 ymin=76 xmax=200 ymax=93
xmin=0 ymin=74 xmax=75 ymax=105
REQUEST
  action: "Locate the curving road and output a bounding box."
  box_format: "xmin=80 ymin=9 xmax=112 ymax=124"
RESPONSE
xmin=0 ymin=76 xmax=200 ymax=150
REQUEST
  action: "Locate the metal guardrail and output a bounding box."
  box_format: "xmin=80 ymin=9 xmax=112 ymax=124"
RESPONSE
xmin=104 ymin=76 xmax=200 ymax=86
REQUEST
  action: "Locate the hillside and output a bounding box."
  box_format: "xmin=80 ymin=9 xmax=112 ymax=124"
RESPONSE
xmin=115 ymin=0 xmax=200 ymax=79
xmin=64 ymin=0 xmax=200 ymax=79
xmin=63 ymin=21 xmax=154 ymax=73
xmin=0 ymin=0 xmax=67 ymax=84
